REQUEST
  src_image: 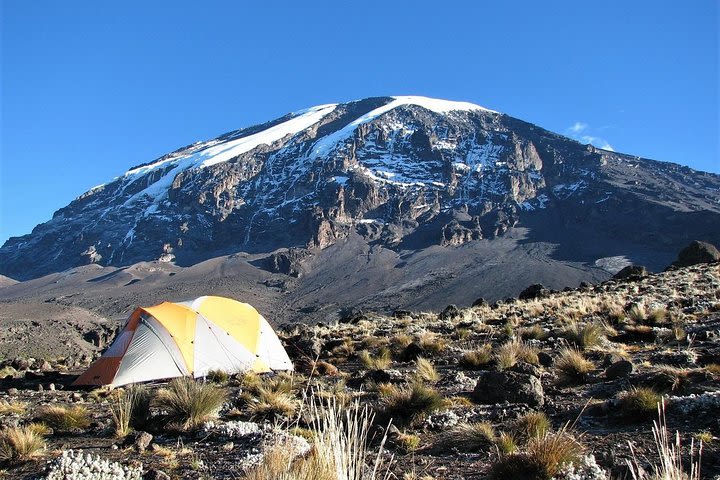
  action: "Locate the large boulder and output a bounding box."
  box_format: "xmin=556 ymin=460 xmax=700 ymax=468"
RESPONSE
xmin=613 ymin=265 xmax=648 ymax=281
xmin=672 ymin=241 xmax=720 ymax=268
xmin=518 ymin=284 xmax=550 ymax=300
xmin=472 ymin=370 xmax=544 ymax=407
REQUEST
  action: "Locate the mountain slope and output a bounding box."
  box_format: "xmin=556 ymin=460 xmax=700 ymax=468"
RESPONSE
xmin=2 ymin=96 xmax=719 ymax=292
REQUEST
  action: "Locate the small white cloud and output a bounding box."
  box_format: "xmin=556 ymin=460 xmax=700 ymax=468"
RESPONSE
xmin=569 ymin=122 xmax=587 ymax=134
xmin=566 ymin=122 xmax=614 ymax=151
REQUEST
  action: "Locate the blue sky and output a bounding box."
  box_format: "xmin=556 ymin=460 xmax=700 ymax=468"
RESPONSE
xmin=1 ymin=1 xmax=718 ymax=244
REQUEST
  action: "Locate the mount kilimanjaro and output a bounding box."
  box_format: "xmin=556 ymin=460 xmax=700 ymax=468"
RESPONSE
xmin=1 ymin=95 xmax=719 ymax=324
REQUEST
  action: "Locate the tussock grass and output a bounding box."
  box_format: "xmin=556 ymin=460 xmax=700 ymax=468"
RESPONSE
xmin=207 ymin=369 xmax=230 ymax=383
xmin=436 ymin=421 xmax=496 ymax=452
xmin=379 ymin=382 xmax=444 ymax=426
xmin=109 ymin=384 xmax=151 ymax=438
xmin=519 ymin=325 xmax=548 ymax=341
xmin=0 ymin=401 xmax=26 ymax=416
xmin=413 ymin=357 xmax=440 ymax=384
xmin=618 ymin=387 xmax=662 ymax=420
xmin=242 ymin=399 xmax=391 ymax=480
xmin=247 ymin=387 xmax=299 ymax=421
xmin=490 ymin=428 xmax=584 ymax=480
xmin=561 ymin=321 xmax=606 ymax=349
xmin=36 ymin=405 xmax=91 ymax=431
xmin=495 ymin=339 xmax=539 ymax=370
xmin=511 ymin=412 xmax=551 ymax=443
xmin=554 ymin=348 xmax=594 ymax=384
xmin=417 ymin=332 xmax=449 ymax=355
xmin=359 ymin=348 xmax=392 ymax=371
xmin=459 ymin=345 xmax=493 ymax=369
xmin=154 ymin=377 xmax=227 ymax=430
xmin=627 ymin=400 xmax=702 ymax=480
xmin=0 ymin=425 xmax=46 ymax=464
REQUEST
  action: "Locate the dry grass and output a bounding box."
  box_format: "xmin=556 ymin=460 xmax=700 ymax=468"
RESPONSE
xmin=459 ymin=345 xmax=493 ymax=369
xmin=554 ymin=348 xmax=595 ymax=384
xmin=618 ymin=387 xmax=662 ymax=420
xmin=490 ymin=428 xmax=584 ymax=479
xmin=495 ymin=339 xmax=539 ymax=370
xmin=0 ymin=425 xmax=46 ymax=464
xmin=0 ymin=401 xmax=26 ymax=416
xmin=109 ymin=384 xmax=151 ymax=438
xmin=519 ymin=324 xmax=548 ymax=341
xmin=413 ymin=357 xmax=440 ymax=384
xmin=241 ymin=399 xmax=391 ymax=480
xmin=627 ymin=400 xmax=702 ymax=480
xmin=359 ymin=348 xmax=392 ymax=371
xmin=436 ymin=421 xmax=496 ymax=452
xmin=417 ymin=332 xmax=449 ymax=355
xmin=36 ymin=405 xmax=91 ymax=431
xmin=379 ymin=382 xmax=444 ymax=426
xmin=511 ymin=411 xmax=551 ymax=443
xmin=561 ymin=321 xmax=606 ymax=349
xmin=247 ymin=387 xmax=299 ymax=421
xmin=154 ymin=377 xmax=227 ymax=430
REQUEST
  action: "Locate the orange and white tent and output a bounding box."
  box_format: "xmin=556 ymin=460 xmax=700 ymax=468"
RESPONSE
xmin=74 ymin=295 xmax=293 ymax=387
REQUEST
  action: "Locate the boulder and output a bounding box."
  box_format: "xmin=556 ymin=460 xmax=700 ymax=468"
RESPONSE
xmin=439 ymin=304 xmax=461 ymax=320
xmin=134 ymin=431 xmax=153 ymax=452
xmin=472 ymin=370 xmax=544 ymax=406
xmin=518 ymin=284 xmax=549 ymax=300
xmin=672 ymin=240 xmax=720 ymax=268
xmin=613 ymin=265 xmax=648 ymax=281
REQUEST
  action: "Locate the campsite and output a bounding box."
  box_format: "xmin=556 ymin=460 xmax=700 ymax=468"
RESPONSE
xmin=1 ymin=256 xmax=719 ymax=479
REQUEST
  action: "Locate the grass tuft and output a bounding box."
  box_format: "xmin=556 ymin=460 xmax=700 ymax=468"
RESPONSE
xmin=379 ymin=382 xmax=444 ymax=426
xmin=413 ymin=357 xmax=440 ymax=384
xmin=436 ymin=421 xmax=496 ymax=452
xmin=618 ymin=387 xmax=662 ymax=420
xmin=154 ymin=377 xmax=227 ymax=431
xmin=495 ymin=339 xmax=539 ymax=370
xmin=359 ymin=348 xmax=393 ymax=371
xmin=0 ymin=425 xmax=47 ymax=464
xmin=36 ymin=405 xmax=91 ymax=432
xmin=459 ymin=345 xmax=493 ymax=369
xmin=554 ymin=348 xmax=594 ymax=384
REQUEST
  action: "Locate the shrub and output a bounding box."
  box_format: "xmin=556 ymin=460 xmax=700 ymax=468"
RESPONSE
xmin=359 ymin=348 xmax=392 ymax=371
xmin=459 ymin=345 xmax=493 ymax=369
xmin=554 ymin=348 xmax=594 ymax=384
xmin=436 ymin=422 xmax=496 ymax=452
xmin=154 ymin=377 xmax=227 ymax=430
xmin=379 ymin=382 xmax=444 ymax=426
xmin=0 ymin=425 xmax=46 ymax=464
xmin=617 ymin=387 xmax=662 ymax=420
xmin=413 ymin=357 xmax=440 ymax=384
xmin=36 ymin=405 xmax=91 ymax=432
xmin=491 ymin=429 xmax=584 ymax=480
xmin=496 ymin=339 xmax=539 ymax=370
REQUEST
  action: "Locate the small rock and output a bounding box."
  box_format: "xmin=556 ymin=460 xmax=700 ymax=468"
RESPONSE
xmin=222 ymin=442 xmax=234 ymax=451
xmin=134 ymin=431 xmax=153 ymax=452
xmin=48 ymin=383 xmax=56 ymax=391
xmin=7 ymin=388 xmax=18 ymax=395
xmin=605 ymin=360 xmax=634 ymax=380
xmin=439 ymin=304 xmax=461 ymax=320
xmin=538 ymin=352 xmax=554 ymax=367
xmin=472 ymin=297 xmax=488 ymax=307
xmin=37 ymin=384 xmax=44 ymax=392
xmin=144 ymin=468 xmax=171 ymax=480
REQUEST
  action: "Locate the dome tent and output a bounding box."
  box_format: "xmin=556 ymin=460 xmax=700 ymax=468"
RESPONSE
xmin=74 ymin=295 xmax=293 ymax=387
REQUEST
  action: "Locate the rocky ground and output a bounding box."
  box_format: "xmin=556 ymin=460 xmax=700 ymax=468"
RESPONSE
xmin=1 ymin=247 xmax=719 ymax=479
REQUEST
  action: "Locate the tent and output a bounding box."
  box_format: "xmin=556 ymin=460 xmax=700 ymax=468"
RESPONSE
xmin=74 ymin=295 xmax=293 ymax=387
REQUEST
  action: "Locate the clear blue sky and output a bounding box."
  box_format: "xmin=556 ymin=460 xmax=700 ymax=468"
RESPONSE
xmin=1 ymin=1 xmax=718 ymax=244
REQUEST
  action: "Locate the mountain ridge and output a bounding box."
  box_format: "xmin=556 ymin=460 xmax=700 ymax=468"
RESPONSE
xmin=2 ymin=96 xmax=719 ymax=293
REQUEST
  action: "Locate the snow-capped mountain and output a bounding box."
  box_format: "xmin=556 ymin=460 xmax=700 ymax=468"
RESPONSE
xmin=2 ymin=95 xmax=719 ymax=282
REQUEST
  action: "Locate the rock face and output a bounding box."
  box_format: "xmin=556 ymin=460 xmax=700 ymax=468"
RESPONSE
xmin=472 ymin=370 xmax=544 ymax=406
xmin=1 ymin=96 xmax=720 ymax=281
xmin=613 ymin=265 xmax=648 ymax=281
xmin=672 ymin=241 xmax=720 ymax=268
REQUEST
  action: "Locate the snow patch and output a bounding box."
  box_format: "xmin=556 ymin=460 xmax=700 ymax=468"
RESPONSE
xmin=594 ymin=256 xmax=632 ymax=273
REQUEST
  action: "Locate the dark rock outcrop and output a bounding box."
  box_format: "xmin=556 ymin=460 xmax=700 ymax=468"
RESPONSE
xmin=671 ymin=240 xmax=720 ymax=268
xmin=613 ymin=265 xmax=648 ymax=281
xmin=472 ymin=370 xmax=544 ymax=406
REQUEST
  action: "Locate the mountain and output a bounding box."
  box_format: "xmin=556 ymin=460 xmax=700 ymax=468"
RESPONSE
xmin=1 ymin=96 xmax=719 ymax=322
